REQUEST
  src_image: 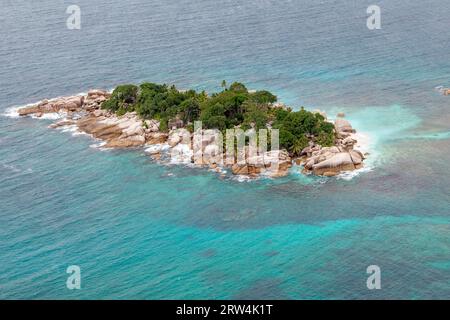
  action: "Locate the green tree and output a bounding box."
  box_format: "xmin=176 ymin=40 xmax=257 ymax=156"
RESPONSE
xmin=179 ymin=98 xmax=201 ymax=123
xmin=242 ymin=101 xmax=269 ymax=130
xmin=228 ymin=82 xmax=248 ymax=93
xmin=102 ymin=84 xmax=138 ymax=112
xmin=250 ymin=90 xmax=277 ymax=104
xmin=102 ymin=80 xmax=336 ymax=156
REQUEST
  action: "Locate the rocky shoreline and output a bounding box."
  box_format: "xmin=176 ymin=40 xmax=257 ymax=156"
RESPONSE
xmin=15 ymin=89 xmax=368 ymax=179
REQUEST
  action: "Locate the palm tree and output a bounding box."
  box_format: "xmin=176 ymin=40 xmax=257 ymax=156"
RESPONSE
xmin=290 ymin=139 xmax=306 ymax=156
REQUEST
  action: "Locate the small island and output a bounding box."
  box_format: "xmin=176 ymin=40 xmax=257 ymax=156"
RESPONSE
xmin=16 ymin=81 xmax=367 ymax=178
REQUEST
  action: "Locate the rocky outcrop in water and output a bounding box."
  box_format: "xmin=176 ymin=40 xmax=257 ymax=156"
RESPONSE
xmin=17 ymin=90 xmax=154 ymax=149
xmin=16 ymin=91 xmax=367 ymax=179
xmin=77 ymin=112 xmax=148 ymax=148
xmin=231 ymin=150 xmax=292 ymax=178
xmin=300 ymin=114 xmax=365 ymax=176
xmin=18 ymin=90 xmax=110 ymax=118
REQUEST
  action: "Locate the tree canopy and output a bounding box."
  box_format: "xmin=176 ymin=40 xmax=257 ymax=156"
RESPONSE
xmin=101 ymin=81 xmax=335 ymax=155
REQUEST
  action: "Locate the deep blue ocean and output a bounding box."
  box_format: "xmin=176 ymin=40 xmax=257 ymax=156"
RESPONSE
xmin=0 ymin=0 xmax=449 ymax=299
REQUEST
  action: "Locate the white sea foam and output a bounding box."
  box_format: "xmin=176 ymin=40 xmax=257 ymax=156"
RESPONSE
xmin=72 ymin=130 xmax=88 ymax=136
xmin=2 ymin=106 xmax=21 ymax=118
xmin=233 ymin=175 xmax=255 ymax=182
xmin=332 ymin=131 xmax=374 ymax=181
xmin=337 ymin=166 xmax=373 ymax=181
xmin=434 ymin=85 xmax=448 ymax=94
xmin=1 ymin=91 xmax=88 ymax=120
xmin=60 ymin=125 xmax=78 ymax=133
xmin=34 ymin=113 xmax=63 ymax=120
xmin=208 ymin=166 xmax=228 ymax=175
xmin=182 ymin=162 xmax=197 ymax=169
xmin=89 ymin=141 xmax=107 ymax=149
xmin=352 ymin=131 xmax=372 ymax=155
xmin=144 ymin=143 xmax=170 ymax=154
xmin=3 ymin=105 xmax=64 ymax=120
xmin=169 ymin=144 xmax=193 ymax=164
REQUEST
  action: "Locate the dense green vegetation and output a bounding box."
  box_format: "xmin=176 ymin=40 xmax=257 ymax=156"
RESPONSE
xmin=101 ymin=81 xmax=335 ymax=155
xmin=272 ymin=107 xmax=335 ymax=155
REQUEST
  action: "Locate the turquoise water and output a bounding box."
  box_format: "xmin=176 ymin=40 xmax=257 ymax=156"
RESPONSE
xmin=0 ymin=0 xmax=449 ymax=299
